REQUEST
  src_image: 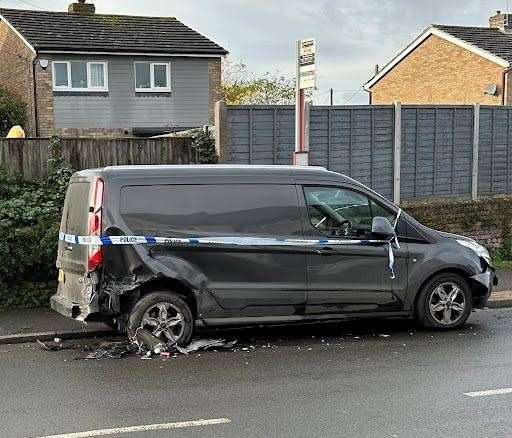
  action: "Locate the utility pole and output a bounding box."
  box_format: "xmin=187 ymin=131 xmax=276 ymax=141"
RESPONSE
xmin=330 ymin=88 xmax=334 ymax=106
xmin=294 ymin=38 xmax=316 ymax=166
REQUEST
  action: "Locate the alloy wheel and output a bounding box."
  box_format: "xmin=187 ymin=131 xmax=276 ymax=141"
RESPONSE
xmin=428 ymin=282 xmax=466 ymax=326
xmin=141 ymin=302 xmax=185 ymax=344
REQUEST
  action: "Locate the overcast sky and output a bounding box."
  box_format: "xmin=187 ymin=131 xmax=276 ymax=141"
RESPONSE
xmin=0 ymin=0 xmax=507 ymax=103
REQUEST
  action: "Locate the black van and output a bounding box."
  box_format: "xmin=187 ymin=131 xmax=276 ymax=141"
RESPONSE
xmin=52 ymin=165 xmax=497 ymax=346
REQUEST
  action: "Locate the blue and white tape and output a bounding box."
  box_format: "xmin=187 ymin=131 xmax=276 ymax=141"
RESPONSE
xmin=58 ymin=209 xmax=402 ymax=279
xmin=59 ymin=232 xmax=391 ymax=248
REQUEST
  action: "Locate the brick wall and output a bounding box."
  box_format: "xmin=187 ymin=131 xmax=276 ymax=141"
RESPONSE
xmin=403 ymin=196 xmax=512 ymax=250
xmin=370 ymin=35 xmax=504 ymax=105
xmin=34 ymin=55 xmax=55 ymax=137
xmin=208 ymin=57 xmax=222 ymax=125
xmin=0 ymin=21 xmax=36 ymax=135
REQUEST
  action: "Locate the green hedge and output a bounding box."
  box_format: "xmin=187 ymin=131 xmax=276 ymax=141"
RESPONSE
xmin=0 ymin=88 xmax=26 ymax=137
xmin=0 ymin=138 xmax=72 ymax=309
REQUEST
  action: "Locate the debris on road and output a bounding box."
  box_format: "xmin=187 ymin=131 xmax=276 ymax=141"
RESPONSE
xmin=37 ymin=339 xmax=76 ymax=351
xmin=176 ymin=339 xmax=237 ymax=354
xmin=85 ymin=341 xmax=133 ymax=360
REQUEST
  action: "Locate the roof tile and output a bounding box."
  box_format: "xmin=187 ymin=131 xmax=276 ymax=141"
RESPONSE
xmin=0 ymin=7 xmax=228 ymax=55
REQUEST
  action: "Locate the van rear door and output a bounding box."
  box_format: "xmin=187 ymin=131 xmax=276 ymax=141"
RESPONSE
xmin=52 ymin=178 xmax=92 ymax=317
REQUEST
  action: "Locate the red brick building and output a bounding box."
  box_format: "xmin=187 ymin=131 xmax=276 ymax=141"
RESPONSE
xmin=365 ymin=12 xmax=512 ymax=106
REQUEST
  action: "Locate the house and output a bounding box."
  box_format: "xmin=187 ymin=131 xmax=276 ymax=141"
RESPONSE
xmin=0 ymin=1 xmax=228 ymax=137
xmin=364 ymin=11 xmax=512 ymax=106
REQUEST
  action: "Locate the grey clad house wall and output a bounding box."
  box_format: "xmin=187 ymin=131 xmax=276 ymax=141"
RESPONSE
xmin=52 ymin=55 xmax=210 ymax=131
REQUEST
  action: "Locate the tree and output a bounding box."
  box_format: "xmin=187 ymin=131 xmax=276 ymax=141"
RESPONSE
xmin=0 ymin=88 xmax=26 ymax=137
xmin=222 ymin=59 xmax=295 ymax=105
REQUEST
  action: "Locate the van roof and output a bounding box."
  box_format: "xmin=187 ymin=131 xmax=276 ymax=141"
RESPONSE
xmin=102 ymin=165 xmax=328 ymax=173
xmin=73 ymin=165 xmax=339 ymax=179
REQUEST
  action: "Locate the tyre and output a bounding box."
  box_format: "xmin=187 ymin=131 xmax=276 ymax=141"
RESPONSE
xmin=415 ymin=273 xmax=472 ymax=330
xmin=127 ymin=291 xmax=194 ymax=347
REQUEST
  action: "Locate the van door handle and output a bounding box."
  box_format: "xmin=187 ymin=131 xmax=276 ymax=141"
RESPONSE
xmin=65 ymin=245 xmax=73 ymax=251
xmin=315 ymin=246 xmax=339 ymax=256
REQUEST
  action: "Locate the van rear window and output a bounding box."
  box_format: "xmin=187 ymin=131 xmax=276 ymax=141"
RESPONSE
xmin=120 ymin=184 xmax=302 ymax=237
xmin=60 ymin=182 xmax=90 ymax=235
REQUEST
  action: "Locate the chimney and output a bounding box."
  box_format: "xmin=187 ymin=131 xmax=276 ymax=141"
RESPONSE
xmin=490 ymin=10 xmax=512 ymax=32
xmin=68 ymin=0 xmax=95 ymax=15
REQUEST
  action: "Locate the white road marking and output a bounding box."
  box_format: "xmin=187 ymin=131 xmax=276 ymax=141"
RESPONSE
xmin=34 ymin=418 xmax=232 ymax=438
xmin=464 ymin=388 xmax=512 ymax=397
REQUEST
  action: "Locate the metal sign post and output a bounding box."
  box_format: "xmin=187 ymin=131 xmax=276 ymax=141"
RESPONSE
xmin=294 ymin=38 xmax=316 ymax=166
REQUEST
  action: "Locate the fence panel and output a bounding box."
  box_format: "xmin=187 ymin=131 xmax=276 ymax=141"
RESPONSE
xmin=309 ymin=106 xmax=394 ymax=199
xmin=223 ymin=106 xmax=295 ymax=164
xmin=400 ymin=106 xmax=473 ymax=199
xmin=478 ymin=106 xmax=512 ymax=195
xmin=0 ymin=136 xmax=197 ymax=180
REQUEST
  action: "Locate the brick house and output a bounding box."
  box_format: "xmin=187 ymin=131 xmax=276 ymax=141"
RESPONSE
xmin=0 ymin=1 xmax=228 ymax=137
xmin=364 ymin=11 xmax=512 ymax=106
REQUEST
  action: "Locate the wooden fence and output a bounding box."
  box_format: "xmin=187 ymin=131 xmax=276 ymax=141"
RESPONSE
xmin=0 ymin=137 xmax=198 ymax=180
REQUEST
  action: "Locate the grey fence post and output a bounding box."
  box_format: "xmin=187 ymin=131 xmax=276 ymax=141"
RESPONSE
xmin=472 ymin=103 xmax=480 ymax=200
xmin=393 ymin=102 xmax=402 ymax=205
xmin=214 ymin=100 xmax=227 ymax=163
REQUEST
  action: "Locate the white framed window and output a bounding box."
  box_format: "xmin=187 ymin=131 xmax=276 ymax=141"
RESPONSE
xmin=134 ymin=62 xmax=171 ymax=92
xmin=52 ymin=61 xmax=109 ymax=92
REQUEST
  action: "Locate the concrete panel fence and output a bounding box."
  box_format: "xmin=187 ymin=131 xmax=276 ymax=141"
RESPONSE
xmin=215 ymin=101 xmax=512 ymax=203
xmin=0 ymin=136 xmax=198 ymax=180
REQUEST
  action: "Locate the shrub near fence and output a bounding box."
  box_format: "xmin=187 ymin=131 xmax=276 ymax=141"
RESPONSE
xmin=0 ymin=135 xmax=202 ymax=309
xmin=0 ymin=136 xmax=198 ymax=180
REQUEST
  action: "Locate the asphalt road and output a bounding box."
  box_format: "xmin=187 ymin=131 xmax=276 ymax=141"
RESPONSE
xmin=2 ymin=309 xmax=512 ymax=438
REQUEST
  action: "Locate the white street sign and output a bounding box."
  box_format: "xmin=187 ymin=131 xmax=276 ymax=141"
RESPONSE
xmin=299 ymin=38 xmax=316 ymax=90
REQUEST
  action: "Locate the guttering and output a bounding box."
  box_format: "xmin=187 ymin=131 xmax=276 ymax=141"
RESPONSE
xmin=38 ymin=50 xmax=225 ymax=58
xmin=32 ymin=56 xmax=39 ymax=137
xmin=503 ymin=66 xmax=512 ymax=105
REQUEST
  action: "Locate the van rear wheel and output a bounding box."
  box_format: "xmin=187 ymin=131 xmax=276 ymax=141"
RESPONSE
xmin=416 ymin=273 xmax=472 ymax=330
xmin=127 ymin=291 xmax=194 ymax=347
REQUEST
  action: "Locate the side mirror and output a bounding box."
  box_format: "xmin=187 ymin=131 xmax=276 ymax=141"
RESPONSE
xmin=372 ymin=216 xmax=395 ymax=240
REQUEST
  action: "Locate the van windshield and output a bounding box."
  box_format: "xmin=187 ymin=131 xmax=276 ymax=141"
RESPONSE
xmin=60 ymin=182 xmax=90 ymax=236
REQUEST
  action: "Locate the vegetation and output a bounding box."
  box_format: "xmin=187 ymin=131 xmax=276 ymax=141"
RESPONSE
xmin=222 ymin=59 xmax=296 ymax=105
xmin=0 ymin=138 xmax=72 ymax=309
xmin=0 ymin=88 xmax=26 ymax=137
xmin=189 ymin=128 xmax=217 ymax=164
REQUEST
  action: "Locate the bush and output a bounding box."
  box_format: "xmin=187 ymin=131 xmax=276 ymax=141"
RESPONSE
xmin=0 ymin=88 xmax=26 ymax=137
xmin=0 ymin=137 xmax=72 ymax=309
xmin=189 ymin=128 xmax=218 ymax=164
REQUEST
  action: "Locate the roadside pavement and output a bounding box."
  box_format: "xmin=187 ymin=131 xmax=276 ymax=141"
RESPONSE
xmin=0 ymin=307 xmax=114 ymax=344
xmin=0 ymin=268 xmax=511 ymax=345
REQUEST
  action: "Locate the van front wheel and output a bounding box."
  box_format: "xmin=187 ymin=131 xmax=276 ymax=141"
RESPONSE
xmin=127 ymin=291 xmax=194 ymax=347
xmin=416 ymin=273 xmax=472 ymax=330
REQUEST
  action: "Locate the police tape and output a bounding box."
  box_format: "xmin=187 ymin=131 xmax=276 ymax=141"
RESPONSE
xmin=58 ymin=232 xmax=393 ymax=247
xmin=59 ymin=210 xmax=402 ymax=279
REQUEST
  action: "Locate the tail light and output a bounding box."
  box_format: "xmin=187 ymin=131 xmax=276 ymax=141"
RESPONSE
xmin=87 ymin=177 xmax=104 ymax=272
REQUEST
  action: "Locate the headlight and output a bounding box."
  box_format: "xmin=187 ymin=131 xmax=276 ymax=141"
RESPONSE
xmin=456 ymin=239 xmax=491 ymax=264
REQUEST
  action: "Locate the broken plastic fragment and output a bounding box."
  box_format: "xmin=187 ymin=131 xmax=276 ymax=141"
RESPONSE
xmin=85 ymin=341 xmax=132 ymax=360
xmin=37 ymin=340 xmax=76 ymax=351
xmin=176 ymin=339 xmax=237 ymax=355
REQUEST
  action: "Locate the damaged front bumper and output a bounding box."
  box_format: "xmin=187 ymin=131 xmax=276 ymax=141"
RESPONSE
xmin=470 ymin=268 xmax=498 ymax=308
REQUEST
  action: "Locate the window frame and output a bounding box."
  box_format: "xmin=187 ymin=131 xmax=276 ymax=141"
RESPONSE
xmin=302 ymin=185 xmax=400 ymax=239
xmin=134 ymin=61 xmax=171 ymax=92
xmin=52 ymin=60 xmax=109 ymax=92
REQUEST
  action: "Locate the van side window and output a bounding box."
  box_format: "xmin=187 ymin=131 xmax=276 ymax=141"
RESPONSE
xmin=304 ymin=187 xmax=373 ymax=238
xmin=370 ymin=199 xmax=396 ymax=225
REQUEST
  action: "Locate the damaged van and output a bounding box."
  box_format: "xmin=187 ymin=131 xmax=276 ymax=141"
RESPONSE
xmin=51 ymin=165 xmax=497 ymax=346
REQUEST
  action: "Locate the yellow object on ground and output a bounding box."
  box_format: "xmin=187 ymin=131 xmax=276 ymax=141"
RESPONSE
xmin=6 ymin=125 xmax=25 ymax=138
